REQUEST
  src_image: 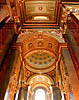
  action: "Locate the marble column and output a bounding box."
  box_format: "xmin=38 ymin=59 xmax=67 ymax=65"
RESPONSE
xmin=62 ymin=48 xmax=79 ymax=100
xmin=53 ymin=87 xmax=62 ymax=100
xmin=0 ymin=48 xmax=21 ymax=100
xmin=18 ymin=87 xmax=28 ymax=100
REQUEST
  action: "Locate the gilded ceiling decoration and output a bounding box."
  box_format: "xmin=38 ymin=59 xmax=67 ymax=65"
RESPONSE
xmin=27 ymin=74 xmax=53 ymax=85
xmin=25 ymin=0 xmax=57 ymax=21
xmin=25 ymin=51 xmax=55 ymax=69
xmin=18 ymin=31 xmax=59 ymax=56
xmin=1 ymin=0 xmax=79 ymax=100
xmin=17 ymin=29 xmax=64 ymax=43
xmin=17 ymin=30 xmax=63 ymax=73
xmin=24 ymin=50 xmax=56 ymax=72
xmin=27 ymin=74 xmax=54 ymax=95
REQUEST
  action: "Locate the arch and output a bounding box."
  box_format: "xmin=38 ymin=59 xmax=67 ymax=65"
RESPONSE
xmin=27 ymin=74 xmax=54 ymax=85
xmin=28 ymin=82 xmax=52 ymax=100
xmin=27 ymin=74 xmax=54 ymax=100
xmin=17 ymin=32 xmax=60 ymax=73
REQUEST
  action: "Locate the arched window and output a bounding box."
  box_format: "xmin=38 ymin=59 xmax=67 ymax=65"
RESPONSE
xmin=35 ymin=88 xmax=45 ymax=100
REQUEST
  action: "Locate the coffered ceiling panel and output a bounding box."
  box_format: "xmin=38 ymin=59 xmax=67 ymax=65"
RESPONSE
xmin=25 ymin=0 xmax=57 ymax=21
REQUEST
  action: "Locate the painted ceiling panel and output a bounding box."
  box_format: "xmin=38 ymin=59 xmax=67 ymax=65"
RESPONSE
xmin=25 ymin=0 xmax=57 ymax=21
xmin=26 ymin=51 xmax=56 ymax=69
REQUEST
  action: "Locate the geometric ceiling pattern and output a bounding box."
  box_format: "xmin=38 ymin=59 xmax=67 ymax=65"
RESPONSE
xmin=25 ymin=0 xmax=57 ymax=21
xmin=25 ymin=50 xmax=56 ymax=69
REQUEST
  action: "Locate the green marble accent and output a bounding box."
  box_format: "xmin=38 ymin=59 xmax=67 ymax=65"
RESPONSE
xmin=53 ymin=87 xmax=62 ymax=100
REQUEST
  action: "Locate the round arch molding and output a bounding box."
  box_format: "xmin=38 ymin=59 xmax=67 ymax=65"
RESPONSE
xmin=27 ymin=74 xmax=54 ymax=100
xmin=17 ymin=31 xmax=61 ymax=73
xmin=27 ymin=74 xmax=54 ymax=85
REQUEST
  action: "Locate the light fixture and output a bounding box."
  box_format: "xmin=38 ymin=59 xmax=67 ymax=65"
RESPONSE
xmin=33 ymin=16 xmax=49 ymax=20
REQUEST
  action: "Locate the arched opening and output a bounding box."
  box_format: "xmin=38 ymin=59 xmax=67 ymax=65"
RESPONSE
xmin=31 ymin=86 xmax=49 ymax=100
xmin=27 ymin=74 xmax=53 ymax=100
xmin=35 ymin=88 xmax=46 ymax=100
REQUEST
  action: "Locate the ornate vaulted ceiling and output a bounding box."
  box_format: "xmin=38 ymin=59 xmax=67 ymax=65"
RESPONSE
xmin=0 ymin=0 xmax=79 ymax=100
xmin=17 ymin=29 xmax=64 ymax=73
